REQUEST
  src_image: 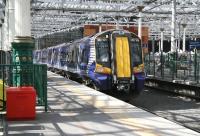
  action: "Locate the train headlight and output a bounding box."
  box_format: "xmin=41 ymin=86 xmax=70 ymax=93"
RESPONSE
xmin=131 ymin=75 xmax=135 ymax=81
xmin=96 ymin=67 xmax=104 ymax=72
xmin=133 ymin=64 xmax=144 ymax=74
xmin=95 ymin=64 xmax=111 ymax=74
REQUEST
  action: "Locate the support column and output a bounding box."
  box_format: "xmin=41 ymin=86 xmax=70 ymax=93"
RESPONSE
xmin=99 ymin=23 xmax=102 ymax=32
xmin=3 ymin=2 xmax=9 ymax=50
xmin=158 ymin=40 xmax=161 ymax=53
xmin=137 ymin=6 xmax=144 ymax=40
xmin=178 ymin=22 xmax=181 ymax=51
xmin=182 ymin=24 xmax=187 ymax=52
xmin=160 ymin=28 xmax=164 ymax=52
xmin=152 ymin=37 xmax=155 ymax=53
xmin=12 ymin=0 xmax=34 ymax=86
xmin=171 ymin=0 xmax=176 ymax=52
xmin=1 ymin=22 xmax=5 ymax=50
xmin=15 ymin=0 xmax=31 ymax=37
xmin=8 ymin=0 xmax=15 ymax=50
xmin=116 ymin=21 xmax=120 ymax=29
xmin=0 ymin=24 xmax=2 ymax=49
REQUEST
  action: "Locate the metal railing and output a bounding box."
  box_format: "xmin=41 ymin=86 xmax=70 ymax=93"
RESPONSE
xmin=0 ymin=64 xmax=47 ymax=112
xmin=145 ymin=50 xmax=200 ymax=85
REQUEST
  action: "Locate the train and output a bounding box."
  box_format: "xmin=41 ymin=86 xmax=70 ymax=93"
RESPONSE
xmin=34 ymin=29 xmax=145 ymax=99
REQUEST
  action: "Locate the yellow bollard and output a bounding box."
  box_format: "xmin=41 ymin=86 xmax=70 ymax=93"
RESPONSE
xmin=0 ymin=80 xmax=6 ymax=101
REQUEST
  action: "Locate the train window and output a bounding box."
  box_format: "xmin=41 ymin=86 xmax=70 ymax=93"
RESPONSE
xmin=48 ymin=49 xmax=52 ymax=63
xmin=60 ymin=52 xmax=67 ymax=60
xmin=81 ymin=49 xmax=88 ymax=63
xmin=72 ymin=50 xmax=75 ymax=62
xmin=95 ymin=38 xmax=110 ymax=67
xmin=42 ymin=50 xmax=47 ymax=63
xmin=130 ymin=40 xmax=142 ymax=66
xmin=75 ymin=48 xmax=79 ymax=63
xmin=67 ymin=51 xmax=72 ymax=62
xmin=60 ymin=51 xmax=67 ymax=66
xmin=53 ymin=49 xmax=59 ymax=63
xmin=70 ymin=49 xmax=77 ymax=63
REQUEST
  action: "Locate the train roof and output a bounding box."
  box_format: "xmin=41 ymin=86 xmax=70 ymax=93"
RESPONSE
xmin=92 ymin=29 xmax=138 ymax=39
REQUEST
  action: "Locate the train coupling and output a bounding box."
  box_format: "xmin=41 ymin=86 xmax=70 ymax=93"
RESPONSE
xmin=117 ymin=84 xmax=130 ymax=92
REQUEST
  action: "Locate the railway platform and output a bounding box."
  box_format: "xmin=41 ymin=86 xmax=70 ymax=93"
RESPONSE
xmin=4 ymin=72 xmax=199 ymax=136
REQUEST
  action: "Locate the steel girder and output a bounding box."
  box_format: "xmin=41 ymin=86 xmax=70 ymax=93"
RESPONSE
xmin=0 ymin=0 xmax=200 ymax=39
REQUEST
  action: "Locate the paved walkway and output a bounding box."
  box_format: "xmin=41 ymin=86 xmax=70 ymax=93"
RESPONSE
xmin=4 ymin=72 xmax=200 ymax=136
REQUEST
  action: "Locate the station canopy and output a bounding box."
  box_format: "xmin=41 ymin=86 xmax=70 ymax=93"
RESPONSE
xmin=0 ymin=0 xmax=200 ymax=40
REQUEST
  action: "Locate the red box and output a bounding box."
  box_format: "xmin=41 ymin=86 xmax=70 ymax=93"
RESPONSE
xmin=6 ymin=87 xmax=36 ymax=120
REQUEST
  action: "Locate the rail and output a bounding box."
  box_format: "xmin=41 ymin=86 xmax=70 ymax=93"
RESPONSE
xmin=145 ymin=51 xmax=200 ymax=84
xmin=0 ymin=64 xmax=47 ymax=112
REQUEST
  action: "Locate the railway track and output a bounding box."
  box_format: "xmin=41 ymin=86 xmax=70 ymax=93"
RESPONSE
xmin=130 ymin=87 xmax=200 ymax=133
xmin=145 ymin=78 xmax=200 ymax=99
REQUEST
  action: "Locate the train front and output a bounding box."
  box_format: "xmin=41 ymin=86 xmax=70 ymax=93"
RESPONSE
xmin=94 ymin=29 xmax=145 ymax=97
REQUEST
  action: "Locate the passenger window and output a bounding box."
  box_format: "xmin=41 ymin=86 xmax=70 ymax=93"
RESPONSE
xmin=131 ymin=39 xmax=142 ymax=66
xmin=60 ymin=51 xmax=67 ymax=60
xmin=48 ymin=50 xmax=52 ymax=63
xmin=53 ymin=50 xmax=58 ymax=63
xmin=95 ymin=38 xmax=110 ymax=67
xmin=81 ymin=49 xmax=88 ymax=63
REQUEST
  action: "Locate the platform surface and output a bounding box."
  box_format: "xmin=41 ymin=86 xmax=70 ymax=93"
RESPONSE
xmin=5 ymin=71 xmax=199 ymax=136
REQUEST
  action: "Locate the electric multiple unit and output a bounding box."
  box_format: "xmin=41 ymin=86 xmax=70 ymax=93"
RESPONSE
xmin=34 ymin=29 xmax=145 ymax=99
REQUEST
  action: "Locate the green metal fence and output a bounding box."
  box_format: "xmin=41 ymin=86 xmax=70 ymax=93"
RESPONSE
xmin=0 ymin=64 xmax=47 ymax=111
xmin=145 ymin=50 xmax=200 ymax=85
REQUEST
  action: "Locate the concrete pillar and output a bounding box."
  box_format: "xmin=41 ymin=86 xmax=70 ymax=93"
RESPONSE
xmin=152 ymin=38 xmax=155 ymax=53
xmin=8 ymin=0 xmax=15 ymax=49
xmin=159 ymin=40 xmax=161 ymax=53
xmin=15 ymin=0 xmax=31 ymax=36
xmin=171 ymin=0 xmax=176 ymax=52
xmin=0 ymin=25 xmax=2 ymax=49
xmin=116 ymin=21 xmax=120 ymax=29
xmin=160 ymin=28 xmax=164 ymax=52
xmin=99 ymin=24 xmax=102 ymax=32
xmin=178 ymin=22 xmax=181 ymax=51
xmin=12 ymin=0 xmax=34 ymax=86
xmin=0 ymin=22 xmax=2 ymax=47
xmin=182 ymin=24 xmax=187 ymax=52
xmin=138 ymin=11 xmax=142 ymax=39
xmin=2 ymin=23 xmax=5 ymax=50
xmin=137 ymin=6 xmax=144 ymax=39
xmin=3 ymin=2 xmax=9 ymax=50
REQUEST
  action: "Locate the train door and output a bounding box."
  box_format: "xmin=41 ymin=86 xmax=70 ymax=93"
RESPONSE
xmin=115 ymin=37 xmax=131 ymax=78
xmin=111 ymin=31 xmax=132 ymax=84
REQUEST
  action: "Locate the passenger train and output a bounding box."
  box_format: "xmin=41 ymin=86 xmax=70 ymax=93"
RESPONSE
xmin=34 ymin=29 xmax=145 ymax=98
